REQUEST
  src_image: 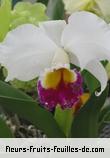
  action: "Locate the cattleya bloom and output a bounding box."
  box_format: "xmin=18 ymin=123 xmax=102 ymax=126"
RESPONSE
xmin=0 ymin=11 xmax=110 ymax=110
xmin=63 ymin=0 xmax=110 ymax=22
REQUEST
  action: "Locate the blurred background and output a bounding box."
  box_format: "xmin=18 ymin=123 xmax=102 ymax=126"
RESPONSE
xmin=12 ymin=0 xmax=65 ymax=20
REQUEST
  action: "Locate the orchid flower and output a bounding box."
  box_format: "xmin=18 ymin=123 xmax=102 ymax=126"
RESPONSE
xmin=0 ymin=11 xmax=110 ymax=110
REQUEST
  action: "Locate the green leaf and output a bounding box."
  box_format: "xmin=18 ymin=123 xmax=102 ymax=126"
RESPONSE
xmin=47 ymin=0 xmax=65 ymax=20
xmin=99 ymin=103 xmax=110 ymax=133
xmin=11 ymin=2 xmax=47 ymax=29
xmin=0 ymin=117 xmax=13 ymax=138
xmin=0 ymin=67 xmax=5 ymax=81
xmin=0 ymin=81 xmax=65 ymax=137
xmin=0 ymin=80 xmax=32 ymax=100
xmin=54 ymin=105 xmax=73 ymax=137
xmin=0 ymin=0 xmax=11 ymax=41
xmin=99 ymin=103 xmax=110 ymax=123
xmin=106 ymin=62 xmax=110 ymax=79
xmin=71 ymin=86 xmax=108 ymax=138
xmin=82 ymin=70 xmax=100 ymax=94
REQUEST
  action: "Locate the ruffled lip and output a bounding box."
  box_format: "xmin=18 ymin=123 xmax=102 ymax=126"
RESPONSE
xmin=37 ymin=69 xmax=83 ymax=111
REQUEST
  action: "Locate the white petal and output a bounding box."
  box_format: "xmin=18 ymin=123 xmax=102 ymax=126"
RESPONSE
xmin=39 ymin=20 xmax=66 ymax=46
xmin=66 ymin=42 xmax=110 ymax=68
xmin=0 ymin=24 xmax=57 ymax=81
xmin=64 ymin=42 xmax=109 ymax=95
xmin=85 ymin=60 xmax=108 ymax=95
xmin=61 ymin=11 xmax=110 ymax=50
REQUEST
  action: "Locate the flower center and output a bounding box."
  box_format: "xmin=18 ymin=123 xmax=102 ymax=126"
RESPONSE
xmin=41 ymin=68 xmax=77 ymax=89
xmin=37 ymin=48 xmax=83 ymax=110
xmin=37 ymin=68 xmax=83 ymax=110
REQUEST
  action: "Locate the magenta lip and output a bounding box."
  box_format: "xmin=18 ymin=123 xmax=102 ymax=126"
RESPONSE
xmin=37 ymin=70 xmax=83 ymax=111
